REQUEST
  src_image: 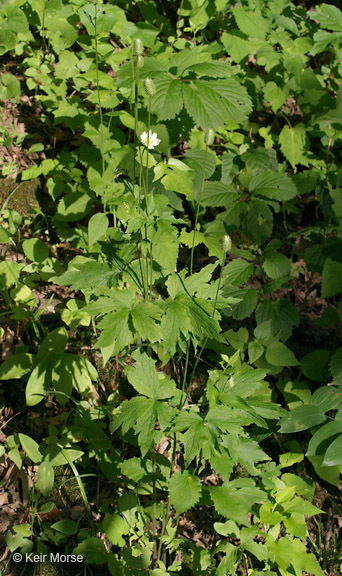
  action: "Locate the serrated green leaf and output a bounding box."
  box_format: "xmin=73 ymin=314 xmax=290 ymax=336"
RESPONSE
xmin=58 ymin=260 xmax=118 ymax=291
xmin=249 ymin=171 xmax=297 ymax=201
xmin=279 ymin=124 xmax=306 ymax=168
xmin=321 ymin=258 xmax=342 ymax=298
xmin=125 ymin=350 xmax=176 ymax=400
xmin=263 ymin=82 xmax=289 ymax=113
xmin=223 ymin=259 xmax=254 ymax=286
xmin=169 ymin=471 xmax=202 ymax=516
xmin=310 ymin=3 xmax=342 ymax=31
xmin=263 ymin=251 xmax=290 ymax=279
xmin=199 ymin=181 xmax=238 ymax=207
xmin=266 ymin=342 xmax=299 ymax=367
xmin=152 ymin=75 xmax=183 ymax=121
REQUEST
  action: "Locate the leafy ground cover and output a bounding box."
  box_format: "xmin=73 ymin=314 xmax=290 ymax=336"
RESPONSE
xmin=0 ymin=0 xmax=342 ymax=575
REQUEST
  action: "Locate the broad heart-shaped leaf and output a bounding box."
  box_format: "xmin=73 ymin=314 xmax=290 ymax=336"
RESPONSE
xmin=88 ymin=213 xmax=109 ymax=246
xmin=36 ymin=461 xmax=54 ymax=496
xmin=152 ymin=74 xmax=183 ymax=121
xmin=125 ymin=350 xmax=176 ymax=400
xmin=279 ymin=124 xmax=306 ymax=169
xmin=321 ymin=258 xmax=342 ymax=298
xmin=249 ymin=171 xmax=297 ymax=202
xmin=265 ymin=342 xmax=299 ymax=367
xmin=169 ymin=471 xmax=202 ymax=516
xmin=279 ymin=405 xmax=327 ymax=433
xmin=18 ymin=433 xmax=42 ymax=463
xmin=0 ymin=353 xmax=35 ymax=380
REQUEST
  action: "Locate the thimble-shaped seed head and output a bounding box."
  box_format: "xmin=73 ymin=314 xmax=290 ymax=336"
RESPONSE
xmin=136 ymin=55 xmax=144 ymax=69
xmin=220 ymin=234 xmax=232 ymax=253
xmin=144 ymin=77 xmax=156 ymax=97
xmin=132 ymin=38 xmax=143 ymax=56
xmin=204 ymin=128 xmax=215 ymax=146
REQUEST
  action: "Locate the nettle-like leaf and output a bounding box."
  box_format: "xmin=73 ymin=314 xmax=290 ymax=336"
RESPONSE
xmin=168 ymin=471 xmax=202 ymax=516
xmin=58 ymin=260 xmax=118 ymax=291
xmin=279 ymin=124 xmax=307 ymax=169
xmin=152 ymin=75 xmax=183 ymax=120
xmin=249 ymin=171 xmax=298 ymax=202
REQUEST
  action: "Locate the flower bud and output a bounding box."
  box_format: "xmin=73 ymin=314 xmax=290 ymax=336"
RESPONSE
xmin=136 ymin=55 xmax=144 ymax=69
xmin=204 ymin=128 xmax=215 ymax=146
xmin=220 ymin=234 xmax=232 ymax=253
xmin=144 ymin=77 xmax=156 ymax=97
xmin=132 ymin=38 xmax=143 ymax=56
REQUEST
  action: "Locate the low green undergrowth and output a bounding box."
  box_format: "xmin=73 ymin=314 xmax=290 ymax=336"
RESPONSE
xmin=1 ymin=1 xmax=342 ymax=575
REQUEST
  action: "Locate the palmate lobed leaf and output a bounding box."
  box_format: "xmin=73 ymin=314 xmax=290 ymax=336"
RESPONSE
xmin=125 ymin=350 xmax=177 ymax=400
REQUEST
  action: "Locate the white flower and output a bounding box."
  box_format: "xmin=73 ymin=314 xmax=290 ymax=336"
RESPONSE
xmin=140 ymin=130 xmax=160 ymax=149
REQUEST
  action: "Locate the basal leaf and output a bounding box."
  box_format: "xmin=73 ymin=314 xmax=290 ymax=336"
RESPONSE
xmin=36 ymin=461 xmax=54 ymax=496
xmin=279 ymin=405 xmax=327 ymax=433
xmin=0 ymin=353 xmax=35 ymax=380
xmin=18 ymin=433 xmax=42 ymax=463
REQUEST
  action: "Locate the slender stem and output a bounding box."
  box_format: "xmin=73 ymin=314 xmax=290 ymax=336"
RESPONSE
xmin=176 ymin=0 xmax=184 ymax=33
xmin=152 ymin=451 xmax=157 ymax=566
xmin=133 ymin=60 xmax=140 ymax=198
xmin=190 ymin=145 xmax=208 ymax=275
xmin=60 ymin=448 xmax=94 ymax=534
xmin=146 ymin=96 xmax=153 ymax=299
xmin=94 ymin=5 xmax=105 ymax=197
xmin=188 ymin=252 xmax=225 ymax=392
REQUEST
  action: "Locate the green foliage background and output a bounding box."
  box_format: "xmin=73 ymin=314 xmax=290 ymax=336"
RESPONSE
xmin=0 ymin=0 xmax=342 ymax=575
